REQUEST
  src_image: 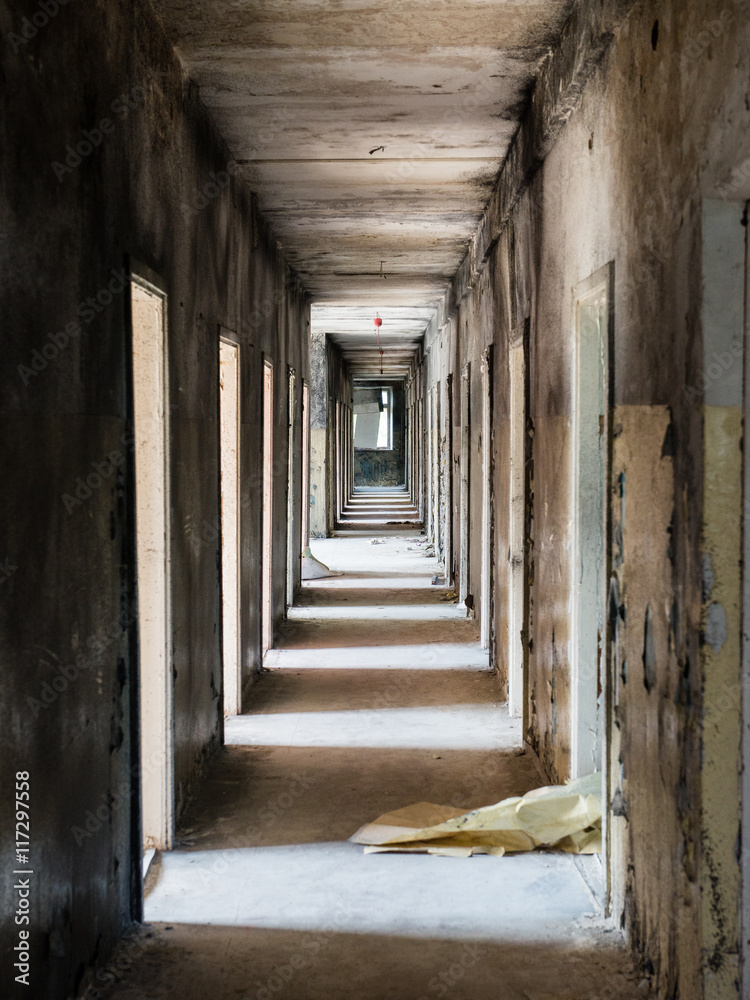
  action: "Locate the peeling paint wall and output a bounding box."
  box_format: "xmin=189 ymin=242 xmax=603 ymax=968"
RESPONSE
xmin=699 ymin=199 xmax=746 ymax=1000
xmin=0 ymin=0 xmax=308 ymax=995
xmin=424 ymin=1 xmax=750 ymax=996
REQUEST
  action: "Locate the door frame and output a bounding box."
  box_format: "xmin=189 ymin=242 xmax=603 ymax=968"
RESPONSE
xmin=262 ymin=358 xmax=274 ymax=655
xmin=219 ymin=333 xmax=241 ymax=717
xmin=128 ymin=264 xmax=174 ymax=856
xmin=458 ymin=363 xmax=471 ymax=607
xmin=570 ymin=262 xmax=614 ymax=781
xmin=286 ymin=367 xmax=297 ymax=610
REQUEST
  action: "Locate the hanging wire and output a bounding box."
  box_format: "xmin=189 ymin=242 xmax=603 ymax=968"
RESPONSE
xmin=374 ymin=313 xmax=384 ymax=375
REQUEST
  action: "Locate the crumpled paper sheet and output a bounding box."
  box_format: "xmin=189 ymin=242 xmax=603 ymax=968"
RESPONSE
xmin=350 ymin=772 xmax=601 ymax=857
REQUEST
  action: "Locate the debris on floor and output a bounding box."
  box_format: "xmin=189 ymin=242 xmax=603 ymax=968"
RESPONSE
xmin=301 ymin=546 xmax=337 ymax=579
xmin=350 ymin=773 xmax=601 ymax=857
xmin=370 ymin=538 xmax=386 ymax=545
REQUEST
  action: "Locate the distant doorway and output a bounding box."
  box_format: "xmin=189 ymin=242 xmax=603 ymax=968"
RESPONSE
xmin=286 ymin=368 xmax=297 ymax=610
xmin=301 ymin=381 xmax=310 ymax=551
xmin=262 ymin=360 xmax=274 ymax=655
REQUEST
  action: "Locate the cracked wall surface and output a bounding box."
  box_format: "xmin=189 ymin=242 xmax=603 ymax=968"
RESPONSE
xmin=0 ymin=0 xmax=308 ymax=995
xmin=424 ymin=2 xmax=750 ymax=997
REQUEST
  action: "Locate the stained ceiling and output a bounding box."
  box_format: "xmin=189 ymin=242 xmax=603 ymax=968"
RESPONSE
xmin=154 ymin=0 xmax=574 ymax=356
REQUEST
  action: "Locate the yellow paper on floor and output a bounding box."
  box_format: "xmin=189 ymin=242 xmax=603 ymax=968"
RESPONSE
xmin=350 ymin=773 xmax=601 ymax=856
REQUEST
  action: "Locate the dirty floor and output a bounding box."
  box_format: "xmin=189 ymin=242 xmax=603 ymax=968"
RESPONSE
xmin=107 ymin=534 xmax=651 ymax=1000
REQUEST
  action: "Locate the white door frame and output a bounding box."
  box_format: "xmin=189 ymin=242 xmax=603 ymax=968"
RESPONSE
xmin=301 ymin=381 xmax=310 ymax=551
xmin=442 ymin=374 xmax=453 ymax=584
xmin=286 ymin=368 xmax=297 ymax=610
xmin=742 ymin=201 xmax=750 ymax=1000
xmin=130 ymin=273 xmax=173 ymax=853
xmin=219 ymin=336 xmax=241 ymax=717
xmin=262 ymin=359 xmax=274 ymax=655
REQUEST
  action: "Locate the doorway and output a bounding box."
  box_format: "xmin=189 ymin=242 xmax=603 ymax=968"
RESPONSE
xmin=301 ymin=381 xmax=310 ymax=554
xmin=697 ymin=197 xmax=747 ymax=994
xmin=130 ymin=275 xmax=173 ymax=853
xmin=286 ymin=368 xmax=297 ymax=611
xmin=480 ymin=348 xmax=492 ymax=650
xmin=220 ymin=336 xmax=241 ymax=718
xmin=458 ymin=364 xmax=470 ymax=608
xmin=508 ymin=334 xmax=526 ymax=717
xmin=441 ymin=374 xmax=453 ymax=585
xmin=432 ymin=386 xmax=440 ymax=556
xmin=570 ymin=263 xmax=613 ymax=779
xmin=262 ymin=359 xmax=274 ymax=656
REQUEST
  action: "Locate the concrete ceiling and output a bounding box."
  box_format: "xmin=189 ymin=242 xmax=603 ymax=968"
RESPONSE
xmin=311 ymin=304 xmax=435 ymax=376
xmin=154 ymin=0 xmax=574 ymax=319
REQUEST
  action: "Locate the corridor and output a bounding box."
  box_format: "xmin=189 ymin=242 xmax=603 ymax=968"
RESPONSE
xmin=4 ymin=0 xmax=750 ymax=997
xmin=109 ymin=535 xmax=645 ymax=1000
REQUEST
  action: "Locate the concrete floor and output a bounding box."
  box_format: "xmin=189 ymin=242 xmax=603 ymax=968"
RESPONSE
xmin=108 ymin=535 xmax=651 ymax=1000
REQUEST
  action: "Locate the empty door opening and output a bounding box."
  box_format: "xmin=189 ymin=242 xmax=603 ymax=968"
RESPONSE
xmin=441 ymin=375 xmax=453 ymax=584
xmin=262 ymin=360 xmax=274 ymax=655
xmin=220 ymin=337 xmax=241 ymax=718
xmin=480 ymin=349 xmax=492 ymax=650
xmin=571 ymin=264 xmax=613 ymax=779
xmin=286 ymin=368 xmax=296 ymax=610
xmin=432 ymin=386 xmax=440 ymax=555
xmin=301 ymin=382 xmax=310 ymax=551
xmin=458 ymin=364 xmax=471 ymax=607
xmin=130 ymin=276 xmax=173 ymax=854
xmin=508 ymin=335 xmax=526 ymax=717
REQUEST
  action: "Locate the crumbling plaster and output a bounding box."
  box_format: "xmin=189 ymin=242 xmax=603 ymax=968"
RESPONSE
xmin=0 ymin=0 xmax=308 ymax=995
xmin=423 ymin=1 xmax=750 ymax=997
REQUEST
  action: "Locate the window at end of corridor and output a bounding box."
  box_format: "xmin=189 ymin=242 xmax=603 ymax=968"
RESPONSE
xmin=353 ymin=386 xmax=392 ymax=450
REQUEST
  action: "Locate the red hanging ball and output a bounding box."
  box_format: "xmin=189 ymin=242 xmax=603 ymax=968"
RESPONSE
xmin=373 ymin=316 xmax=382 ymax=328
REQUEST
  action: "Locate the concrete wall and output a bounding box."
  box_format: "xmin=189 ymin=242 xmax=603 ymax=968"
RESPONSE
xmin=424 ymin=0 xmax=750 ymax=996
xmin=0 ymin=0 xmax=308 ymax=995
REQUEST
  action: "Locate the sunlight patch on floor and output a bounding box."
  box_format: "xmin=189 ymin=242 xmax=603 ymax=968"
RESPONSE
xmin=225 ymin=705 xmax=517 ymax=750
